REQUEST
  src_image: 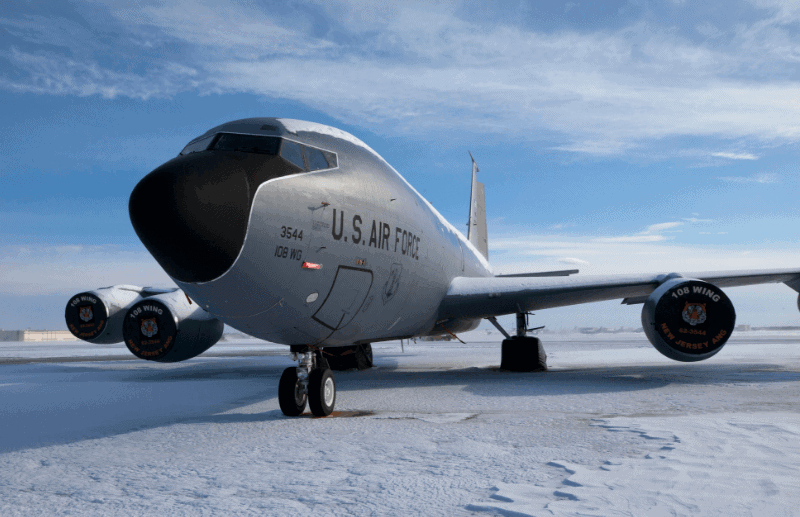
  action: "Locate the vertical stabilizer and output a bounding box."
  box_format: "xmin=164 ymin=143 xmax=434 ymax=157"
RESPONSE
xmin=467 ymin=152 xmax=489 ymax=260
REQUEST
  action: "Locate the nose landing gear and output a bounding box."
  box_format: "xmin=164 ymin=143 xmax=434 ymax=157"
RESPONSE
xmin=278 ymin=347 xmax=337 ymax=417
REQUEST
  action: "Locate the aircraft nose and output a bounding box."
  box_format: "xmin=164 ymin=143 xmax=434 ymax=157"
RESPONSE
xmin=129 ymin=153 xmax=252 ymax=283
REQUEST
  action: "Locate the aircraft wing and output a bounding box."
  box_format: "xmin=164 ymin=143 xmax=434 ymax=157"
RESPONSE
xmin=437 ymin=268 xmax=800 ymax=320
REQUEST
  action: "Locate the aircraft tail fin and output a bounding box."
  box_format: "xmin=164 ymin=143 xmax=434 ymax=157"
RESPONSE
xmin=467 ymin=152 xmax=489 ymax=260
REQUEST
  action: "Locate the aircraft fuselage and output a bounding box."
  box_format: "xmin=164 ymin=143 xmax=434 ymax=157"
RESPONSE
xmin=130 ymin=119 xmax=492 ymax=347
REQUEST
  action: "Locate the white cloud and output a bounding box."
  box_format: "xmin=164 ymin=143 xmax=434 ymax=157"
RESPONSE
xmin=644 ymin=222 xmax=683 ymax=233
xmin=0 ymin=47 xmax=197 ymax=100
xmin=551 ymin=140 xmax=634 ymax=156
xmin=719 ymin=173 xmax=779 ymax=183
xmin=558 ymin=257 xmax=590 ymax=265
xmin=0 ymin=245 xmax=173 ymax=296
xmin=490 ymin=232 xmax=800 ymax=277
xmin=592 ymin=234 xmax=668 ymax=243
xmin=5 ymin=1 xmax=800 ymax=155
xmin=711 ymin=152 xmax=759 ymax=160
xmin=586 ymin=221 xmax=683 ymax=244
xmin=683 ymin=217 xmax=715 ymax=223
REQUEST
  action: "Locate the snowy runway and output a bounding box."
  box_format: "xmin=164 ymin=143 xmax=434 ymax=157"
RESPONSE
xmin=1 ymin=334 xmax=799 ymax=516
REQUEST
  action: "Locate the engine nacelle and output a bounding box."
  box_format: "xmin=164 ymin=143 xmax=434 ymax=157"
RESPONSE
xmin=641 ymin=278 xmax=736 ymax=362
xmin=122 ymin=289 xmax=223 ymax=362
xmin=65 ymin=285 xmax=144 ymax=344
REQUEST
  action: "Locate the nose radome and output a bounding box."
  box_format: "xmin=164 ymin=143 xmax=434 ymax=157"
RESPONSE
xmin=129 ymin=153 xmax=252 ymax=283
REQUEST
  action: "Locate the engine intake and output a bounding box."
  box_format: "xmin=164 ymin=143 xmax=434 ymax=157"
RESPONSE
xmin=65 ymin=286 xmax=143 ymax=344
xmin=122 ymin=289 xmax=223 ymax=362
xmin=641 ymin=278 xmax=735 ymax=362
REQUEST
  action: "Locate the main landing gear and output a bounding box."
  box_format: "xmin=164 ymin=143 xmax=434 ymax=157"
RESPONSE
xmin=279 ymin=347 xmax=336 ymax=417
xmin=325 ymin=343 xmax=373 ymax=371
xmin=488 ymin=312 xmax=548 ymax=372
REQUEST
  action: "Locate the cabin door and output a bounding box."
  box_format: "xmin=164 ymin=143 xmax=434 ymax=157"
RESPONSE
xmin=312 ymin=266 xmax=373 ymax=330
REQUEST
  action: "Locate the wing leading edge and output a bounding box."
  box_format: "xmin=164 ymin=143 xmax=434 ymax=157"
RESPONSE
xmin=437 ymin=268 xmax=800 ymax=321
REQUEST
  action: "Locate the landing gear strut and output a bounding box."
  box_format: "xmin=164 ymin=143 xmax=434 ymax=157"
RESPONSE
xmin=278 ymin=347 xmax=336 ymax=417
xmin=490 ymin=312 xmax=547 ymax=372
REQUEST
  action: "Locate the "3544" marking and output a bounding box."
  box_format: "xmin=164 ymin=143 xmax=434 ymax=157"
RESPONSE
xmin=280 ymin=226 xmax=303 ymax=240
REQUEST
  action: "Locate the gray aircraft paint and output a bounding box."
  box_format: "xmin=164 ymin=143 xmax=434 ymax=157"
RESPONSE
xmin=467 ymin=155 xmax=488 ymax=260
xmin=131 ymin=117 xmax=800 ymax=353
xmin=174 ymin=118 xmax=491 ymax=347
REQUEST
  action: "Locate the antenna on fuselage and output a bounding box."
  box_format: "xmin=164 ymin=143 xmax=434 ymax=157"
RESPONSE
xmin=467 ymin=152 xmax=488 ymax=259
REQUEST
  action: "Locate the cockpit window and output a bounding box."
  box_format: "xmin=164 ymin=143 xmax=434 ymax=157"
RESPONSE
xmin=180 ymin=132 xmax=338 ymax=171
xmin=211 ymin=133 xmax=280 ymax=155
xmin=304 ymin=147 xmax=329 ymax=171
xmin=321 ymin=150 xmax=338 ymax=169
xmin=280 ymin=140 xmax=305 ymax=170
xmin=180 ymin=135 xmax=215 ymax=155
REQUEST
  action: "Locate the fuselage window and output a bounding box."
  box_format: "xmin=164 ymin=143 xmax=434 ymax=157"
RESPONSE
xmin=280 ymin=140 xmax=306 ymax=170
xmin=211 ymin=133 xmax=280 ymax=155
xmin=179 ymin=134 xmax=215 ymax=155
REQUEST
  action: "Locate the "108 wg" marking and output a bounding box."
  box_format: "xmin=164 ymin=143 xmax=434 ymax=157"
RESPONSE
xmin=275 ymin=245 xmax=302 ymax=261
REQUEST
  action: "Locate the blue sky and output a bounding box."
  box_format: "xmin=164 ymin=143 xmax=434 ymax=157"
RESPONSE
xmin=2 ymin=0 xmax=800 ymax=331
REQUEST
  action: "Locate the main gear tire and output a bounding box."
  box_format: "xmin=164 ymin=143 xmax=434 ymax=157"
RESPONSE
xmin=361 ymin=343 xmax=373 ymax=368
xmin=500 ymin=337 xmax=547 ymax=372
xmin=308 ymin=368 xmax=336 ymax=416
xmin=278 ymin=367 xmax=307 ymax=416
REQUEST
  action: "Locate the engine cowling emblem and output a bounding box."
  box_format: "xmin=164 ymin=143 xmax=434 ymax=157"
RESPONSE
xmin=79 ymin=306 xmax=94 ymax=323
xmin=682 ymin=302 xmax=707 ymax=326
xmin=122 ymin=290 xmax=224 ymax=363
xmin=642 ymin=278 xmax=736 ymax=362
xmin=140 ymin=317 xmax=159 ymax=338
xmin=64 ymin=292 xmax=112 ymax=342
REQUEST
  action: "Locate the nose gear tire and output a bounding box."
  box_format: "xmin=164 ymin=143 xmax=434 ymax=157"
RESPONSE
xmin=308 ymin=368 xmax=336 ymax=416
xmin=278 ymin=367 xmax=307 ymax=416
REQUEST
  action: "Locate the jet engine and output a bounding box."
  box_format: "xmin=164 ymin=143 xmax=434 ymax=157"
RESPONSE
xmin=65 ymin=285 xmax=144 ymax=344
xmin=122 ymin=289 xmax=223 ymax=362
xmin=641 ymin=278 xmax=736 ymax=362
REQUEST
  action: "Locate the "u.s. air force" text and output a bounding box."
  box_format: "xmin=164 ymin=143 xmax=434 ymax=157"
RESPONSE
xmin=331 ymin=208 xmax=420 ymax=260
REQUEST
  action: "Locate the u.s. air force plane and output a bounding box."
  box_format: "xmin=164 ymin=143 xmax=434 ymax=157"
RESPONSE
xmin=66 ymin=118 xmax=800 ymax=416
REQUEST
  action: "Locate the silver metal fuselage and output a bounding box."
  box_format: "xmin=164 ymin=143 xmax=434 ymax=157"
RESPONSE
xmin=172 ymin=120 xmax=492 ymax=347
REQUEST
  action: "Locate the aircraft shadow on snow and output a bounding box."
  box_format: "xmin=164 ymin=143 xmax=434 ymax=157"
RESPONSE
xmin=3 ymin=355 xmax=799 ymax=453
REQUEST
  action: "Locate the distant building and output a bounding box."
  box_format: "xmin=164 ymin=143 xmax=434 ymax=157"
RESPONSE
xmin=0 ymin=330 xmax=79 ymax=342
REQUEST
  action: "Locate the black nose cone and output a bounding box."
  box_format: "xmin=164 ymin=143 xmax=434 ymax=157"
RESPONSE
xmin=129 ymin=153 xmax=252 ymax=283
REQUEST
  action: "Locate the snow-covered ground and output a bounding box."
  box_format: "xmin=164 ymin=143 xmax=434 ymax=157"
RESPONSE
xmin=1 ymin=333 xmax=799 ymax=516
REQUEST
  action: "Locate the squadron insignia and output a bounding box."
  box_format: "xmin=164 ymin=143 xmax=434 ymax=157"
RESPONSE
xmin=140 ymin=317 xmax=159 ymax=338
xmin=682 ymin=302 xmax=707 ymax=326
xmin=383 ymin=263 xmax=403 ymax=304
xmin=79 ymin=306 xmax=93 ymax=322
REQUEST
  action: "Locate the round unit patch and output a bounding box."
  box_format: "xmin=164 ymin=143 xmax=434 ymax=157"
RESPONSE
xmin=123 ymin=299 xmax=178 ymax=361
xmin=653 ymin=280 xmax=735 ymax=356
xmin=65 ymin=292 xmax=108 ymax=341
